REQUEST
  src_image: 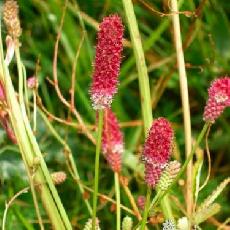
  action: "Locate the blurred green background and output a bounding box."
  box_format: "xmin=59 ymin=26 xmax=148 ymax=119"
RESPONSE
xmin=0 ymin=0 xmax=230 ymax=229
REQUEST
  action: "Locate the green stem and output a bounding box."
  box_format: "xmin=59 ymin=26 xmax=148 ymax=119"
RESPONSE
xmin=0 ymin=60 xmax=66 ymax=230
xmin=121 ymin=0 xmax=152 ymax=136
xmin=33 ymin=90 xmax=37 ymax=132
xmin=92 ymin=110 xmax=104 ymax=230
xmin=22 ymin=65 xmax=30 ymax=117
xmin=114 ymin=172 xmax=121 ymax=230
xmin=170 ymin=0 xmax=192 ymax=216
xmin=140 ymin=187 xmax=151 ymax=230
xmin=14 ymin=46 xmax=72 ymax=230
xmin=122 ymin=0 xmax=173 ymax=221
xmin=160 ymin=196 xmax=173 ymax=221
xmin=149 ymin=191 xmax=162 ymax=212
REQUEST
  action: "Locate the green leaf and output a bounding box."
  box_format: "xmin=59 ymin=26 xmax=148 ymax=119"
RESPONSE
xmin=193 ymin=203 xmax=221 ymax=225
xmin=198 ymin=177 xmax=230 ymax=211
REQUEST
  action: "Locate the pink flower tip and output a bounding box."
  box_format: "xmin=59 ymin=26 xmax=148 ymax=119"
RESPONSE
xmin=203 ymin=77 xmax=230 ymax=123
xmin=102 ymin=108 xmax=124 ymax=172
xmin=90 ymin=15 xmax=124 ymax=110
xmin=142 ymin=117 xmax=174 ymax=187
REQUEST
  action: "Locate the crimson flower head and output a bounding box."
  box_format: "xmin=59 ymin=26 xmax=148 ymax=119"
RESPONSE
xmin=203 ymin=77 xmax=230 ymax=123
xmin=90 ymin=15 xmax=124 ymax=110
xmin=142 ymin=117 xmax=174 ymax=187
xmin=102 ymin=108 xmax=124 ymax=172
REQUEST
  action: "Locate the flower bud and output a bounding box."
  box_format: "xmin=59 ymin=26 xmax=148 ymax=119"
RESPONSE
xmin=203 ymin=77 xmax=230 ymax=123
xmin=27 ymin=76 xmax=38 ymax=89
xmin=3 ymin=0 xmax=22 ymax=39
xmin=83 ymin=218 xmax=101 ymax=230
xmin=51 ymin=171 xmax=67 ymax=185
xmin=157 ymin=160 xmax=181 ymax=191
xmin=122 ymin=216 xmax=133 ymax=230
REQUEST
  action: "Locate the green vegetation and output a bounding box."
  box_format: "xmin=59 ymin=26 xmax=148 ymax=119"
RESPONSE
xmin=0 ymin=0 xmax=230 ymax=229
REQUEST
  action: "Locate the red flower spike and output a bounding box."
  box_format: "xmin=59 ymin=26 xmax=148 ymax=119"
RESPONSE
xmin=90 ymin=15 xmax=124 ymax=110
xmin=203 ymin=77 xmax=230 ymax=123
xmin=102 ymin=108 xmax=124 ymax=172
xmin=142 ymin=117 xmax=174 ymax=187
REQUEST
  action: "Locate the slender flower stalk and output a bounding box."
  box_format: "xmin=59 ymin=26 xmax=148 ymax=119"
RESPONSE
xmin=92 ymin=110 xmax=104 ymax=229
xmin=115 ymin=172 xmax=121 ymax=230
xmin=90 ymin=15 xmax=124 ymax=229
xmin=102 ymin=109 xmax=124 ymax=229
xmin=140 ymin=187 xmax=151 ymax=230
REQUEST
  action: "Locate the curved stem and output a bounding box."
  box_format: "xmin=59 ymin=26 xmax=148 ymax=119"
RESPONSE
xmin=92 ymin=110 xmax=104 ymax=229
xmin=149 ymin=191 xmax=162 ymax=212
xmin=115 ymin=172 xmax=121 ymax=230
xmin=2 ymin=187 xmax=29 ymax=230
xmin=140 ymin=187 xmax=151 ymax=230
xmin=199 ymin=125 xmax=211 ymax=191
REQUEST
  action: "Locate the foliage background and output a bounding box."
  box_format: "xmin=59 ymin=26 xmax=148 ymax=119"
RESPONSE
xmin=0 ymin=0 xmax=230 ymax=229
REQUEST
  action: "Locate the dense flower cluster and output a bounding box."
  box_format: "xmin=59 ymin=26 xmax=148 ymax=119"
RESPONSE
xmin=83 ymin=218 xmax=101 ymax=230
xmin=90 ymin=15 xmax=124 ymax=110
xmin=122 ymin=216 xmax=133 ymax=230
xmin=102 ymin=108 xmax=124 ymax=172
xmin=203 ymin=77 xmax=230 ymax=123
xmin=3 ymin=0 xmax=22 ymax=38
xmin=51 ymin=171 xmax=67 ymax=185
xmin=157 ymin=160 xmax=181 ymax=191
xmin=142 ymin=118 xmax=174 ymax=187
